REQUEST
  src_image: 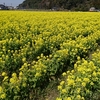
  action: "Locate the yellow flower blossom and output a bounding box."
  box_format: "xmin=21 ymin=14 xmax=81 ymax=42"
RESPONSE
xmin=56 ymin=97 xmax=62 ymax=100
xmin=67 ymin=79 xmax=74 ymax=86
xmin=58 ymin=86 xmax=62 ymax=90
xmin=74 ymin=64 xmax=77 ymax=69
xmin=12 ymin=73 xmax=17 ymax=77
xmin=22 ymin=57 xmax=26 ymax=62
xmin=62 ymin=72 xmax=67 ymax=76
xmin=10 ymin=78 xmax=16 ymax=84
xmin=62 ymin=89 xmax=66 ymax=93
xmin=66 ymin=97 xmax=71 ymax=100
xmin=22 ymin=83 xmax=26 ymax=87
xmin=97 ymin=71 xmax=100 ymax=75
xmin=83 ymin=78 xmax=90 ymax=83
xmin=60 ymin=81 xmax=65 ymax=86
xmin=77 ymin=56 xmax=80 ymax=60
xmin=3 ymin=76 xmax=8 ymax=81
xmin=0 ymin=86 xmax=3 ymax=93
xmin=77 ymin=88 xmax=81 ymax=93
xmin=19 ymin=72 xmax=23 ymax=76
xmin=90 ymin=82 xmax=94 ymax=85
xmin=2 ymin=72 xmax=6 ymax=76
xmin=0 ymin=93 xmax=6 ymax=99
xmin=35 ymin=73 xmax=41 ymax=78
xmin=82 ymin=82 xmax=86 ymax=87
xmin=81 ymin=97 xmax=85 ymax=100
xmin=92 ymin=71 xmax=97 ymax=77
xmin=76 ymin=95 xmax=81 ymax=99
xmin=76 ymin=77 xmax=81 ymax=82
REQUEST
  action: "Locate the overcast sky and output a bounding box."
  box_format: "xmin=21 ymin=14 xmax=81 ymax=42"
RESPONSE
xmin=0 ymin=0 xmax=24 ymax=7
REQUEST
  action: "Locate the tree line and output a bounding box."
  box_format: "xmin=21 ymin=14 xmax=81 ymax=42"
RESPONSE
xmin=18 ymin=0 xmax=100 ymax=11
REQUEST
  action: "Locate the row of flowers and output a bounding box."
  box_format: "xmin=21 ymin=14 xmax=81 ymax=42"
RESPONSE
xmin=0 ymin=11 xmax=100 ymax=99
xmin=57 ymin=50 xmax=100 ymax=100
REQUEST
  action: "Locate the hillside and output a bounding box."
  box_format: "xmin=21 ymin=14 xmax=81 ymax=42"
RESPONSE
xmin=18 ymin=0 xmax=100 ymax=11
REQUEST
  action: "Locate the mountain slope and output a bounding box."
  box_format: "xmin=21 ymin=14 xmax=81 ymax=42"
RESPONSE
xmin=18 ymin=0 xmax=100 ymax=11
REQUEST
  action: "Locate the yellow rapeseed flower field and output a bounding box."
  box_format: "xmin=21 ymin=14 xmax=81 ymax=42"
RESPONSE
xmin=0 ymin=11 xmax=100 ymax=100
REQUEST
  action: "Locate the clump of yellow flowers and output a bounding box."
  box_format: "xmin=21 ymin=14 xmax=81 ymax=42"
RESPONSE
xmin=57 ymin=51 xmax=100 ymax=100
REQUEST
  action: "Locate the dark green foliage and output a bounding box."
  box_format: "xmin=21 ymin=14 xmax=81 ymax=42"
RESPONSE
xmin=18 ymin=0 xmax=100 ymax=11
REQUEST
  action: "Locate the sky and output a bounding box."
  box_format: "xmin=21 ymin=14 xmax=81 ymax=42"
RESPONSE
xmin=0 ymin=0 xmax=24 ymax=7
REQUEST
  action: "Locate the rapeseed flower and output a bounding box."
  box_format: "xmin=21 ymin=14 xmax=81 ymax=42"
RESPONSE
xmin=60 ymin=81 xmax=65 ymax=86
xmin=58 ymin=85 xmax=62 ymax=90
xmin=82 ymin=82 xmax=86 ymax=87
xmin=0 ymin=86 xmax=3 ymax=93
xmin=35 ymin=72 xmax=41 ymax=78
xmin=62 ymin=72 xmax=67 ymax=76
xmin=67 ymin=79 xmax=74 ymax=86
xmin=77 ymin=88 xmax=81 ymax=93
xmin=66 ymin=97 xmax=71 ymax=100
xmin=0 ymin=93 xmax=6 ymax=99
xmin=76 ymin=95 xmax=81 ymax=99
xmin=62 ymin=89 xmax=66 ymax=93
xmin=2 ymin=72 xmax=6 ymax=76
xmin=92 ymin=71 xmax=97 ymax=77
xmin=56 ymin=97 xmax=62 ymax=100
xmin=3 ymin=76 xmax=8 ymax=81
xmin=83 ymin=78 xmax=90 ymax=83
